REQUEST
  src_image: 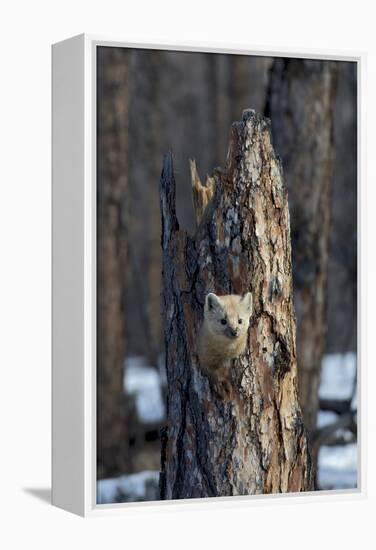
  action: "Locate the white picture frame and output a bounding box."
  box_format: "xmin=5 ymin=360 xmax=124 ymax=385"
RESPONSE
xmin=52 ymin=33 xmax=365 ymax=517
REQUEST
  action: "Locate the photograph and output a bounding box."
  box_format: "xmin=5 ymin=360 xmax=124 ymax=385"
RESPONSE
xmin=95 ymin=46 xmax=357 ymax=504
xmin=3 ymin=0 xmax=375 ymax=547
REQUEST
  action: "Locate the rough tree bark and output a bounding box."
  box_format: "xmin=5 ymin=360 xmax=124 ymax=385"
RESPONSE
xmin=159 ymin=110 xmax=313 ymax=499
xmin=97 ymin=47 xmax=129 ymax=478
xmin=267 ymin=59 xmax=338 ymax=436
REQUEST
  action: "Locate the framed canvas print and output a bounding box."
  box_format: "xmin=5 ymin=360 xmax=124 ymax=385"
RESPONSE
xmin=52 ymin=34 xmax=364 ymax=516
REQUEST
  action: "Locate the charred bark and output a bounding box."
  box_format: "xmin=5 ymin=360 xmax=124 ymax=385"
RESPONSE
xmin=267 ymin=59 xmax=338 ymax=435
xmin=159 ymin=110 xmax=313 ymax=499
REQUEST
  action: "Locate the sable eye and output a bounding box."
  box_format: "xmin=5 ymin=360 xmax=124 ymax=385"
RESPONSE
xmin=221 ymin=319 xmax=227 ymax=325
xmin=238 ymin=319 xmax=243 ymax=324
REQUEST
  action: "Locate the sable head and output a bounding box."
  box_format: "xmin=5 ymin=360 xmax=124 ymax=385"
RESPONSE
xmin=204 ymin=292 xmax=253 ymax=341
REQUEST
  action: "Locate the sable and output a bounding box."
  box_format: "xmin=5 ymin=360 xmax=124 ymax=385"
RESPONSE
xmin=198 ymin=292 xmax=252 ymax=395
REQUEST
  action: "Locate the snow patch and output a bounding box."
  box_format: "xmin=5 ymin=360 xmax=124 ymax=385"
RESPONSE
xmin=317 ymin=410 xmax=338 ymax=428
xmin=124 ymin=356 xmax=165 ymax=423
xmin=317 ymin=353 xmax=358 ymax=490
xmin=320 ymin=352 xmax=356 ymax=400
xmin=97 ymin=470 xmax=160 ymax=504
xmin=318 ymin=444 xmax=358 ymax=490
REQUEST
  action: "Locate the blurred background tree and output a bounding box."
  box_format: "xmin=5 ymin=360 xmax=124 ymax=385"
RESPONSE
xmin=97 ymin=47 xmax=129 ymax=478
xmin=96 ymin=47 xmax=357 ymax=500
xmin=267 ymin=59 xmax=338 ymax=435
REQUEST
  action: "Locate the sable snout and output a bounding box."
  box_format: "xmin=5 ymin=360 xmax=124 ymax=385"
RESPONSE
xmin=226 ymin=327 xmax=239 ymax=339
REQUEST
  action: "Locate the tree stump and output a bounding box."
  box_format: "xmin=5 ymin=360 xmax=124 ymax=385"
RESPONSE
xmin=159 ymin=109 xmax=313 ymax=499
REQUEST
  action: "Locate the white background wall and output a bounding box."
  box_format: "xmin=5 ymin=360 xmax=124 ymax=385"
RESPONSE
xmin=0 ymin=1 xmax=374 ymax=548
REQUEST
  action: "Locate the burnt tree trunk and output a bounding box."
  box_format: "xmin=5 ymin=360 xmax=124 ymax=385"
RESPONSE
xmin=267 ymin=59 xmax=338 ymax=436
xmin=97 ymin=48 xmax=129 ymax=478
xmin=159 ymin=110 xmax=313 ymax=499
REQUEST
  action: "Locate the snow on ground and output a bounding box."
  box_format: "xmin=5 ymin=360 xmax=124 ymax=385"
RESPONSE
xmin=318 ymin=444 xmax=358 ymax=490
xmin=124 ymin=356 xmax=165 ymax=423
xmin=317 ymin=352 xmax=358 ymax=491
xmin=97 ymin=470 xmax=160 ymax=504
xmin=316 ymin=410 xmax=338 ymax=428
xmin=320 ymin=352 xmax=357 ymax=401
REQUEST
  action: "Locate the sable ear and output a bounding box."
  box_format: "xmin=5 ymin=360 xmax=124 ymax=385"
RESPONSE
xmin=205 ymin=293 xmax=222 ymax=312
xmin=241 ymin=292 xmax=253 ymax=316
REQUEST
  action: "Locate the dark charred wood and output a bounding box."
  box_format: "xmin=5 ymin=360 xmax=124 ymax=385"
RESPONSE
xmin=319 ymin=398 xmax=353 ymax=415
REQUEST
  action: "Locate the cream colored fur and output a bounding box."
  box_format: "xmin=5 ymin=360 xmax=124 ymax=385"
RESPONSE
xmin=198 ymin=293 xmax=252 ymax=376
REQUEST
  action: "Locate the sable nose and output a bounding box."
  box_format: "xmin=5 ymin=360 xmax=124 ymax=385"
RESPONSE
xmin=230 ymin=328 xmax=238 ymax=337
